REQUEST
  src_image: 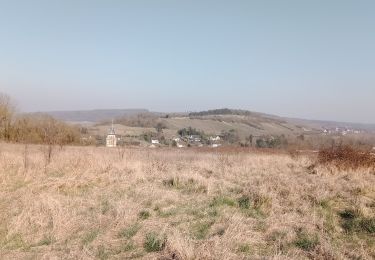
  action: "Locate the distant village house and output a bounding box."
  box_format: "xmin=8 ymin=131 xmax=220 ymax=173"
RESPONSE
xmin=210 ymin=136 xmax=221 ymax=141
xmin=151 ymin=139 xmax=160 ymax=144
xmin=106 ymin=122 xmax=117 ymax=147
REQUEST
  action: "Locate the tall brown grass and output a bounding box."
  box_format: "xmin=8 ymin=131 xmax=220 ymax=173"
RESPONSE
xmin=0 ymin=143 xmax=374 ymax=259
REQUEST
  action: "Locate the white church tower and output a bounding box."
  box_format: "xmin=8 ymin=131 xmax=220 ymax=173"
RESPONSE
xmin=106 ymin=120 xmax=117 ymax=147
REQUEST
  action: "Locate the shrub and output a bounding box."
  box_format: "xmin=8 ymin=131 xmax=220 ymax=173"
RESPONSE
xmin=318 ymin=145 xmax=375 ymax=170
xmin=155 ymin=122 xmax=167 ymax=133
xmin=256 ymin=139 xmax=268 ymax=148
xmin=11 ymin=114 xmax=80 ymax=146
xmin=178 ymin=127 xmax=204 ymax=137
xmin=256 ymin=135 xmax=288 ymax=149
xmin=0 ymin=93 xmax=15 ymax=141
xmin=221 ymin=129 xmax=239 ymax=144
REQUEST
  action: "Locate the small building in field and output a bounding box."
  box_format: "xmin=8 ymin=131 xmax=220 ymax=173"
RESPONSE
xmin=151 ymin=139 xmax=160 ymax=145
xmin=188 ymin=135 xmax=201 ymax=143
xmin=210 ymin=136 xmax=221 ymax=141
xmin=106 ymin=123 xmax=117 ymax=147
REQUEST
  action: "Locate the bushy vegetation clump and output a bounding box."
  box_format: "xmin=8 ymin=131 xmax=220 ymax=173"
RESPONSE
xmin=256 ymin=135 xmax=288 ymax=149
xmin=177 ymin=127 xmax=204 ymax=137
xmin=318 ymin=145 xmax=375 ymax=170
xmin=0 ymin=92 xmax=80 ymax=146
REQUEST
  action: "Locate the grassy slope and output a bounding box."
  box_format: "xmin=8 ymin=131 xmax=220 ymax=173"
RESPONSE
xmin=0 ymin=144 xmax=374 ymax=259
xmin=92 ymin=115 xmax=313 ymax=140
xmin=160 ymin=115 xmax=311 ymax=138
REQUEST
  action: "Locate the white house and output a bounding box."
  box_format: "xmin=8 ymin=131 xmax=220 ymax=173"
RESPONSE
xmin=151 ymin=139 xmax=160 ymax=145
xmin=210 ymin=136 xmax=221 ymax=141
xmin=106 ymin=123 xmax=117 ymax=147
xmin=188 ymin=135 xmax=201 ymax=142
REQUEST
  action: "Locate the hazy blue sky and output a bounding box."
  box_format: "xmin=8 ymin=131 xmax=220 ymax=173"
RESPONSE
xmin=1 ymin=0 xmax=374 ymax=123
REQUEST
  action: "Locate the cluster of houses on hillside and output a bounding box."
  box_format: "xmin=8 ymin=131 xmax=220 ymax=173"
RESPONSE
xmin=104 ymin=124 xmax=222 ymax=148
xmin=322 ymin=127 xmax=363 ymax=136
xmin=99 ymin=123 xmax=374 ymax=149
xmin=170 ymin=135 xmax=222 ymax=148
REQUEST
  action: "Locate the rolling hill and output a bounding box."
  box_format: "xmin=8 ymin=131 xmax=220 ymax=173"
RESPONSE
xmin=39 ymin=108 xmax=375 ymax=140
xmin=42 ymin=109 xmax=149 ymax=123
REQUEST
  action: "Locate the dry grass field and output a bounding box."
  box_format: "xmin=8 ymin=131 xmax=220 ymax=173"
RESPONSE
xmin=0 ymin=144 xmax=374 ymax=259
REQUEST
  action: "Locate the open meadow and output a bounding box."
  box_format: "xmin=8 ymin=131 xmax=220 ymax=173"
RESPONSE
xmin=0 ymin=144 xmax=374 ymax=259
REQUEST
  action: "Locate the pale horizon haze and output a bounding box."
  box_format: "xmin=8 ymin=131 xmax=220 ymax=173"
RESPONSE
xmin=1 ymin=0 xmax=374 ymax=124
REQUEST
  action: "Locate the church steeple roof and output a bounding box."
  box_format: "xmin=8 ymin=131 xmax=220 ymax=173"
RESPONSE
xmin=108 ymin=119 xmax=116 ymax=135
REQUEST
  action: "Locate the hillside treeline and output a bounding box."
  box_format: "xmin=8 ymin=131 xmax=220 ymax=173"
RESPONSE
xmin=0 ymin=93 xmax=80 ymax=146
xmin=189 ymin=108 xmax=253 ymax=117
xmin=99 ymin=112 xmax=167 ymax=129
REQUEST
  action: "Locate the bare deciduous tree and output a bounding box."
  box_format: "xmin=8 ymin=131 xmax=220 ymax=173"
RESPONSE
xmin=13 ymin=116 xmax=33 ymax=170
xmin=0 ymin=93 xmax=15 ymax=141
xmin=117 ymin=143 xmax=126 ymax=160
xmin=39 ymin=116 xmax=60 ymax=166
